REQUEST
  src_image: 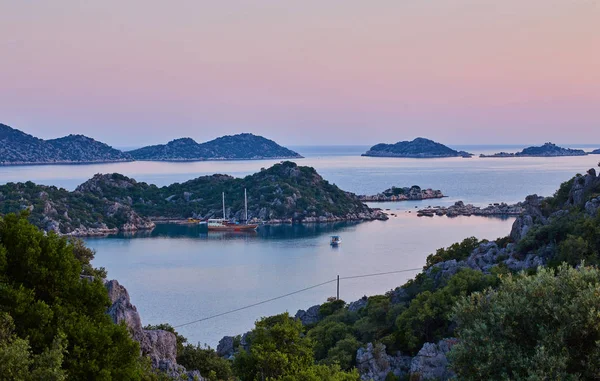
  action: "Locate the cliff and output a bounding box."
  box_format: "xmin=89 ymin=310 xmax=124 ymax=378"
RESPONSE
xmin=0 ymin=123 xmax=132 ymax=164
xmin=359 ymin=186 xmax=444 ymax=202
xmin=481 ymin=142 xmax=587 ymax=158
xmin=362 ymin=138 xmax=472 ymax=158
xmin=128 ymin=133 xmax=302 ymax=161
xmin=105 ymin=279 xmax=203 ymax=380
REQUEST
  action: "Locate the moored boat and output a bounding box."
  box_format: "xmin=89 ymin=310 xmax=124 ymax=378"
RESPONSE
xmin=330 ymin=235 xmax=341 ymax=246
xmin=205 ymin=190 xmax=259 ymax=232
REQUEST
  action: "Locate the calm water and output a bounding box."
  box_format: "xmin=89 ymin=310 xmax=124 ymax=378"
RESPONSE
xmin=85 ymin=214 xmax=513 ymax=346
xmin=2 ymin=145 xmax=599 ymax=346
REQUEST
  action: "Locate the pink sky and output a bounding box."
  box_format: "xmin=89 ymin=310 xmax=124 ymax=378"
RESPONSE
xmin=1 ymin=1 xmax=599 ymax=146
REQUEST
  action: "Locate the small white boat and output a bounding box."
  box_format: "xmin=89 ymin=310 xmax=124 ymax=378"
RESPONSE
xmin=330 ymin=235 xmax=341 ymax=246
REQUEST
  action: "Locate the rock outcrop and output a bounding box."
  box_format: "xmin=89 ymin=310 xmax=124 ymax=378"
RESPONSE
xmin=356 ymin=343 xmax=411 ymax=381
xmin=105 ymin=280 xmax=203 ymax=380
xmin=295 ymin=305 xmax=322 ymax=326
xmin=409 ymin=339 xmax=457 ymax=381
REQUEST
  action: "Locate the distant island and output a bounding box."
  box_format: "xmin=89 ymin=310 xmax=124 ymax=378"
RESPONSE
xmin=0 ymin=161 xmax=386 ymax=236
xmin=0 ymin=123 xmax=132 ymax=165
xmin=362 ymin=137 xmax=472 ymax=158
xmin=480 ymin=143 xmax=588 ymax=158
xmin=0 ymin=123 xmax=302 ymax=165
xmin=127 ymin=133 xmax=302 ymax=161
xmin=591 ymin=149 xmax=600 ymax=155
xmin=358 ymin=185 xmax=444 ymax=202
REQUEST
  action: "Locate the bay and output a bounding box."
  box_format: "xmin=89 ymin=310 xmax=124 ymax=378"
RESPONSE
xmin=2 ymin=144 xmax=599 ymax=346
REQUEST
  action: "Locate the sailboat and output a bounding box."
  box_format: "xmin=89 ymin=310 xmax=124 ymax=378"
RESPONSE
xmin=205 ymin=189 xmax=259 ymax=231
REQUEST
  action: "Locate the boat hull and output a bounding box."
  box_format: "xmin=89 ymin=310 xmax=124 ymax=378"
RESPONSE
xmin=207 ymin=224 xmax=258 ymax=232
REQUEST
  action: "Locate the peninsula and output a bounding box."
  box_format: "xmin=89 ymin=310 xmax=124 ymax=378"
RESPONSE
xmin=127 ymin=133 xmax=302 ymax=161
xmin=0 ymin=162 xmax=386 ymax=235
xmin=358 ymin=185 xmax=444 ymax=202
xmin=362 ymin=137 xmax=472 ymax=158
xmin=480 ymin=142 xmax=587 ymax=158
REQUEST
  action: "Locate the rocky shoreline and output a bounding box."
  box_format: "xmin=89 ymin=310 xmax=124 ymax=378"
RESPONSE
xmin=416 ymin=201 xmax=524 ymax=217
xmin=359 ymin=186 xmax=444 ymax=202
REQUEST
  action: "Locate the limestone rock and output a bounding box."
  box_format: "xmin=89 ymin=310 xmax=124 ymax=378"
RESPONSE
xmin=217 ymin=336 xmax=235 ymax=358
xmin=348 ymin=296 xmax=368 ymax=312
xmin=356 ymin=343 xmax=411 ymax=381
xmin=295 ymin=305 xmax=321 ymax=325
xmin=409 ymin=339 xmax=457 ymax=381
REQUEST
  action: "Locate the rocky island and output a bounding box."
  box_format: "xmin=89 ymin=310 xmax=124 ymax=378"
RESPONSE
xmin=0 ymin=123 xmax=133 ymax=165
xmin=0 ymin=162 xmax=386 ymax=235
xmin=359 ymin=185 xmax=444 ymax=202
xmin=127 ymin=133 xmax=302 ymax=161
xmin=362 ymin=137 xmax=472 ymax=158
xmin=590 ymin=148 xmax=600 ymax=154
xmin=480 ymin=142 xmax=587 ymax=158
xmin=416 ymin=200 xmax=524 ymax=217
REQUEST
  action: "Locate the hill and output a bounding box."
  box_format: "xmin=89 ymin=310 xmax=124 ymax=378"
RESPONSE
xmin=481 ymin=142 xmax=587 ymax=157
xmin=128 ymin=133 xmax=302 ymax=161
xmin=0 ymin=123 xmax=132 ymax=164
xmin=0 ymin=162 xmax=385 ymax=235
xmin=362 ymin=137 xmax=472 ymax=158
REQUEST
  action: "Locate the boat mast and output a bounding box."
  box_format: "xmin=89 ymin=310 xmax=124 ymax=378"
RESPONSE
xmin=245 ymin=188 xmax=248 ymax=222
xmin=222 ymin=192 xmax=226 ymax=219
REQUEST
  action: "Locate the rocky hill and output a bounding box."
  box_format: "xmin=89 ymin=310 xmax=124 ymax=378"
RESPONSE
xmin=0 ymin=162 xmax=386 ymax=235
xmin=128 ymin=133 xmax=302 ymax=161
xmin=359 ymin=185 xmax=444 ymax=202
xmin=481 ymin=142 xmax=587 ymax=157
xmin=0 ymin=123 xmax=132 ymax=164
xmin=362 ymin=138 xmax=472 ymax=158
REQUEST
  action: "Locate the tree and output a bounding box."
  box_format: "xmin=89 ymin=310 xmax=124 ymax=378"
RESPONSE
xmin=0 ymin=213 xmax=143 ymax=379
xmin=450 ymin=264 xmax=600 ymax=380
xmin=233 ymin=313 xmax=314 ymax=380
xmin=396 ymin=269 xmax=497 ymax=354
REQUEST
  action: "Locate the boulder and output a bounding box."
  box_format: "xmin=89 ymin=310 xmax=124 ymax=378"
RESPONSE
xmin=295 ymin=305 xmax=321 ymax=325
xmin=348 ymin=296 xmax=368 ymax=312
xmin=409 ymin=339 xmax=457 ymax=381
xmin=356 ymin=343 xmax=411 ymax=381
xmin=217 ymin=336 xmax=235 ymax=358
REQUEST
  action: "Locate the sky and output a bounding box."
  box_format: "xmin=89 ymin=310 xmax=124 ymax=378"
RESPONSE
xmin=1 ymin=1 xmax=599 ymax=147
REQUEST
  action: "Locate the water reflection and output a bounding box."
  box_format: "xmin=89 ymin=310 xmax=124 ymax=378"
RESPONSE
xmin=101 ymin=221 xmax=362 ymax=241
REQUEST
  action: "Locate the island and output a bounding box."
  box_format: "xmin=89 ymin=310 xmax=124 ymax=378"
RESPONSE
xmin=590 ymin=149 xmax=600 ymax=155
xmin=0 ymin=123 xmax=302 ymax=165
xmin=361 ymin=137 xmax=472 ymax=158
xmin=480 ymin=143 xmax=587 ymax=158
xmin=127 ymin=133 xmax=302 ymax=161
xmin=416 ymin=201 xmax=524 ymax=217
xmin=358 ymin=185 xmax=444 ymax=202
xmin=0 ymin=123 xmax=132 ymax=165
xmin=0 ymin=161 xmax=386 ymax=235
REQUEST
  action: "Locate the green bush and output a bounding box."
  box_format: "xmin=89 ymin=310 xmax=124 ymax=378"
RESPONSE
xmin=450 ymin=264 xmax=600 ymax=380
xmin=424 ymin=237 xmax=482 ymax=270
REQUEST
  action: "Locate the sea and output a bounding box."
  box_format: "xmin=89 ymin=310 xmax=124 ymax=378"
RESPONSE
xmin=1 ymin=144 xmax=599 ymax=346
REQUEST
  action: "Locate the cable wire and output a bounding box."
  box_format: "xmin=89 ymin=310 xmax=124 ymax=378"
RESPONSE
xmin=173 ymin=278 xmax=337 ymax=328
xmin=173 ymin=267 xmax=422 ymax=329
